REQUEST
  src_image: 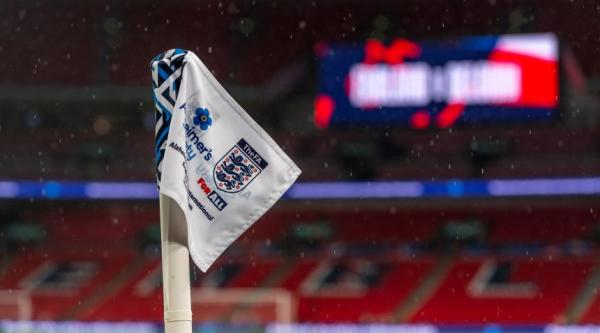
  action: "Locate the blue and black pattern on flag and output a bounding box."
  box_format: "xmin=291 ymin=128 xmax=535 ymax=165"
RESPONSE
xmin=151 ymin=48 xmax=188 ymax=186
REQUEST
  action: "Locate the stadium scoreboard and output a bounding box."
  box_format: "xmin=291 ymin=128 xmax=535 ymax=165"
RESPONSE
xmin=315 ymin=33 xmax=559 ymax=129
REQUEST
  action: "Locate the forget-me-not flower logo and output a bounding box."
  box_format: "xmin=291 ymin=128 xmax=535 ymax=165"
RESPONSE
xmin=193 ymin=107 xmax=212 ymax=131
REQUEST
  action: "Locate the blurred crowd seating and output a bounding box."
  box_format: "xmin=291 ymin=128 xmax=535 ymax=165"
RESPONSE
xmin=0 ymin=125 xmax=598 ymax=182
xmin=3 ymin=0 xmax=600 ymax=86
xmin=1 ymin=1 xmax=600 ymax=183
xmin=1 ymin=204 xmax=600 ymax=323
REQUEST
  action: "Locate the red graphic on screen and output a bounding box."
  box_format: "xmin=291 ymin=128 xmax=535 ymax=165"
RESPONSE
xmin=364 ymin=39 xmax=422 ymax=64
xmin=489 ymin=50 xmax=557 ymax=108
xmin=314 ymin=94 xmax=336 ymax=129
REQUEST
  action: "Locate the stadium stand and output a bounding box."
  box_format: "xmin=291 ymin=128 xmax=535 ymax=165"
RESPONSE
xmin=0 ymin=3 xmax=101 ymax=85
xmin=2 ymin=204 xmax=600 ymax=323
xmin=1 ymin=125 xmax=599 ymax=182
xmin=2 ymin=0 xmax=600 ymax=329
xmin=0 ymin=248 xmax=134 ymax=320
xmin=409 ymin=257 xmax=596 ymax=324
xmin=581 ymin=292 xmax=600 ymax=323
xmin=281 ymin=257 xmax=435 ymax=323
xmin=109 ymin=4 xmax=233 ymax=85
xmin=81 ymin=258 xmax=162 ymax=321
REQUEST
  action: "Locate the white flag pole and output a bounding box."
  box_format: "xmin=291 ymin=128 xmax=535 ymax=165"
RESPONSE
xmin=160 ymin=193 xmax=193 ymax=333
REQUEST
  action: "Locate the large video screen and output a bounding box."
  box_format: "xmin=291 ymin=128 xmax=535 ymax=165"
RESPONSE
xmin=315 ymin=33 xmax=559 ymax=129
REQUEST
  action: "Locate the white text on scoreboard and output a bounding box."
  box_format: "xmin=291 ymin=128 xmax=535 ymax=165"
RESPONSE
xmin=348 ymin=61 xmax=522 ymax=107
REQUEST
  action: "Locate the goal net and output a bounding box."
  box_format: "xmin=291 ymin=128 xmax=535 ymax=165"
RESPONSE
xmin=191 ymin=288 xmax=295 ymax=324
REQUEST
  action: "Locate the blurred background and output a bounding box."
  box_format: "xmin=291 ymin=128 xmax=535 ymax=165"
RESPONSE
xmin=1 ymin=0 xmax=600 ymax=332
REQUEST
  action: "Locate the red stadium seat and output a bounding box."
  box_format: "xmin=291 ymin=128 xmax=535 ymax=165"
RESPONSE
xmin=0 ymin=248 xmax=134 ymax=320
xmin=409 ymin=256 xmax=596 ymax=324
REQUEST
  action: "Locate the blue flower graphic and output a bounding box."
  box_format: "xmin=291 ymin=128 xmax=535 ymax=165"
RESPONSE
xmin=193 ymin=107 xmax=212 ymax=130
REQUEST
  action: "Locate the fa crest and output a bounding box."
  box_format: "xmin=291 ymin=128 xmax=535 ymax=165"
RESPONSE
xmin=213 ymin=139 xmax=268 ymax=193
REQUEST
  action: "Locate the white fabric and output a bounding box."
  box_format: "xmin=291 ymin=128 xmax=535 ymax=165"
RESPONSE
xmin=158 ymin=51 xmax=301 ymax=271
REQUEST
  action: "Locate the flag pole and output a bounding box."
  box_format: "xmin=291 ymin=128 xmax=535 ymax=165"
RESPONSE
xmin=160 ymin=193 xmax=193 ymax=333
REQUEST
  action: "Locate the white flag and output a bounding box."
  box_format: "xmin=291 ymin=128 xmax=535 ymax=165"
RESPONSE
xmin=151 ymin=49 xmax=301 ymax=271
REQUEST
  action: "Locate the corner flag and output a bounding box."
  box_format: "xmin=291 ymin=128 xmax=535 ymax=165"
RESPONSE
xmin=151 ymin=48 xmax=301 ymax=271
